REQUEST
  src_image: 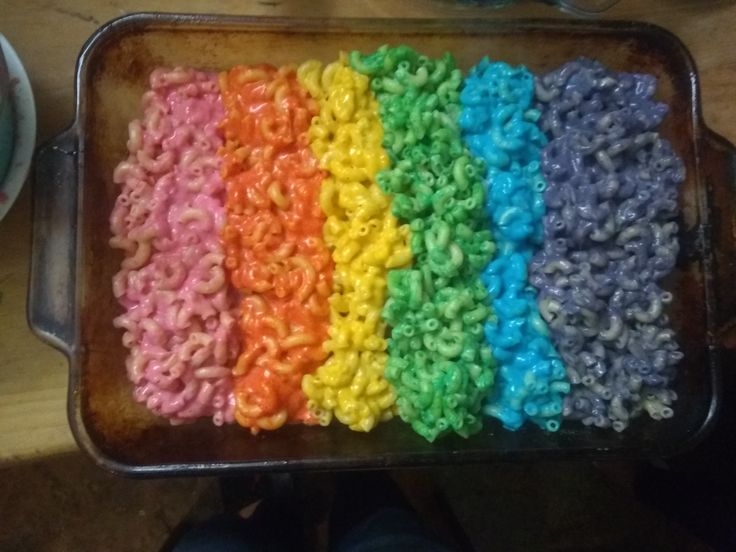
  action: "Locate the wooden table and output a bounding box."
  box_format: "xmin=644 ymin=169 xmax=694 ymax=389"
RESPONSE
xmin=1 ymin=0 xmax=734 ymax=461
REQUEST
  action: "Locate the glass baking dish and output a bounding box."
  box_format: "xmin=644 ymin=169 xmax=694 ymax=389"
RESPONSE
xmin=29 ymin=13 xmax=735 ymax=475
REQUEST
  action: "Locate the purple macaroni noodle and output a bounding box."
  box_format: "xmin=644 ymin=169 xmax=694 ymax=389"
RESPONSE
xmin=530 ymin=59 xmax=685 ymax=431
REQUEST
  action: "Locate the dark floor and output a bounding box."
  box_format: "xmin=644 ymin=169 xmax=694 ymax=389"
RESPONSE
xmin=0 ymin=452 xmax=714 ymax=552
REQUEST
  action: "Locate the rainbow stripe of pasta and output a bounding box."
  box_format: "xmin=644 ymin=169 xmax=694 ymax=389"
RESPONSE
xmin=350 ymin=46 xmax=498 ymax=442
xmin=297 ymin=56 xmax=412 ymax=432
xmin=110 ymin=68 xmax=238 ymax=426
xmin=460 ymin=59 xmax=569 ymax=432
xmin=219 ymin=65 xmax=333 ymax=434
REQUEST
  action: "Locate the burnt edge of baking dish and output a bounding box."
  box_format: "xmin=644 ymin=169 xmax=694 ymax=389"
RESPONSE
xmin=29 ymin=13 xmax=731 ymax=476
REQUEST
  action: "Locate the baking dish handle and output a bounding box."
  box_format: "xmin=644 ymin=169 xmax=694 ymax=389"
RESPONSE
xmin=28 ymin=127 xmax=78 ymax=353
xmin=702 ymin=129 xmax=736 ymax=351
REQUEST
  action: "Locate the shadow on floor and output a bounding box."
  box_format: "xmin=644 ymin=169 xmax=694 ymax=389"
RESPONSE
xmin=0 ymin=452 xmax=711 ymax=552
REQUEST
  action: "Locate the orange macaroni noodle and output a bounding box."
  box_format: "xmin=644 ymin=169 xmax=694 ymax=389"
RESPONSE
xmin=297 ymin=57 xmax=412 ymax=432
xmin=220 ymin=64 xmax=333 ymax=433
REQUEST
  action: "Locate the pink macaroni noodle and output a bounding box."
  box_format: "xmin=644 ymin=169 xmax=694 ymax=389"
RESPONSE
xmin=110 ymin=68 xmax=238 ymax=425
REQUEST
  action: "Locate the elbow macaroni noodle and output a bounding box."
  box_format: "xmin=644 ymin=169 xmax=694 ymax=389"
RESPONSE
xmin=297 ymin=56 xmax=411 ymax=432
xmin=110 ymin=53 xmax=685 ymax=439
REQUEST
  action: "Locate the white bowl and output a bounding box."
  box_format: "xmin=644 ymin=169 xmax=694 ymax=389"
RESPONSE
xmin=0 ymin=33 xmax=36 ymax=222
xmin=0 ymin=39 xmax=12 ymax=181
